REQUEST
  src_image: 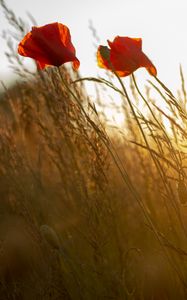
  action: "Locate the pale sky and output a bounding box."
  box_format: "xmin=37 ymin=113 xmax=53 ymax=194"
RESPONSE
xmin=1 ymin=0 xmax=187 ymax=93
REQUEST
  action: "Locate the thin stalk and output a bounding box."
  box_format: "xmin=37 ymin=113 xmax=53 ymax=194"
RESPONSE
xmin=59 ymin=67 xmax=187 ymax=288
xmin=113 ymin=71 xmax=187 ymax=287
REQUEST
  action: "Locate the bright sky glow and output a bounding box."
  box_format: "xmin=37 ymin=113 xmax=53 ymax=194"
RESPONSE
xmin=0 ymin=0 xmax=187 ymax=124
xmin=0 ymin=0 xmax=187 ymax=86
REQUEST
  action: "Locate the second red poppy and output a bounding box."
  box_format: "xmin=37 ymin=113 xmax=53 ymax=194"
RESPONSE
xmin=97 ymin=36 xmax=157 ymax=77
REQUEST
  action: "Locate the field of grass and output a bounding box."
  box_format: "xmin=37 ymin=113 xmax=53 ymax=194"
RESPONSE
xmin=1 ymin=1 xmax=187 ymax=299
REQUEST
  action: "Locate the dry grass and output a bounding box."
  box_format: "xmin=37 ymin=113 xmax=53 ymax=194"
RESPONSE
xmin=1 ymin=1 xmax=187 ymax=299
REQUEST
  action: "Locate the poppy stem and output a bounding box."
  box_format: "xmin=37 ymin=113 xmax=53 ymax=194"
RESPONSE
xmin=132 ymin=73 xmax=181 ymax=172
xmin=58 ymin=66 xmax=186 ymax=286
xmin=58 ymin=66 xmax=187 ymax=287
xmin=114 ymin=71 xmax=150 ymax=149
xmin=113 ymin=71 xmax=187 ymax=287
xmin=154 ymin=76 xmax=175 ymax=98
xmin=132 ymin=73 xmax=187 ymax=239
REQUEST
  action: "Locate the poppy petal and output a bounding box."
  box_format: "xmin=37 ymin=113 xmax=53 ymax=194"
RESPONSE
xmin=139 ymin=52 xmax=157 ymax=76
xmin=31 ymin=23 xmax=76 ymax=66
xmin=111 ymin=36 xmax=142 ymax=51
xmin=97 ymin=45 xmax=111 ymax=69
xmin=18 ymin=32 xmax=45 ymax=59
xmin=36 ymin=61 xmax=48 ymax=70
xmin=97 ymin=45 xmax=136 ymax=77
xmin=58 ymin=23 xmax=76 ymax=55
xmin=98 ymin=36 xmax=156 ymax=77
xmin=146 ymin=65 xmax=157 ymax=76
xmin=72 ymin=58 xmax=80 ymax=70
xmin=115 ymin=70 xmax=132 ymax=77
xmin=108 ymin=39 xmax=138 ymax=74
xmin=18 ymin=22 xmax=80 ymax=70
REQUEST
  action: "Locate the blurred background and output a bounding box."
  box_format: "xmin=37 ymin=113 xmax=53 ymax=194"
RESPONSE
xmin=1 ymin=1 xmax=187 ymax=299
xmin=0 ymin=0 xmax=187 ymax=91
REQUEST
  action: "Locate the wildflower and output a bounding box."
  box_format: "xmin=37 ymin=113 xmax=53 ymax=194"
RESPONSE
xmin=97 ymin=36 xmax=157 ymax=77
xmin=18 ymin=22 xmax=80 ymax=70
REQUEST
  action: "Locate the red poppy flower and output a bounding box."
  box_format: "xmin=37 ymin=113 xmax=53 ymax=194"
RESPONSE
xmin=18 ymin=22 xmax=80 ymax=70
xmin=97 ymin=36 xmax=157 ymax=77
